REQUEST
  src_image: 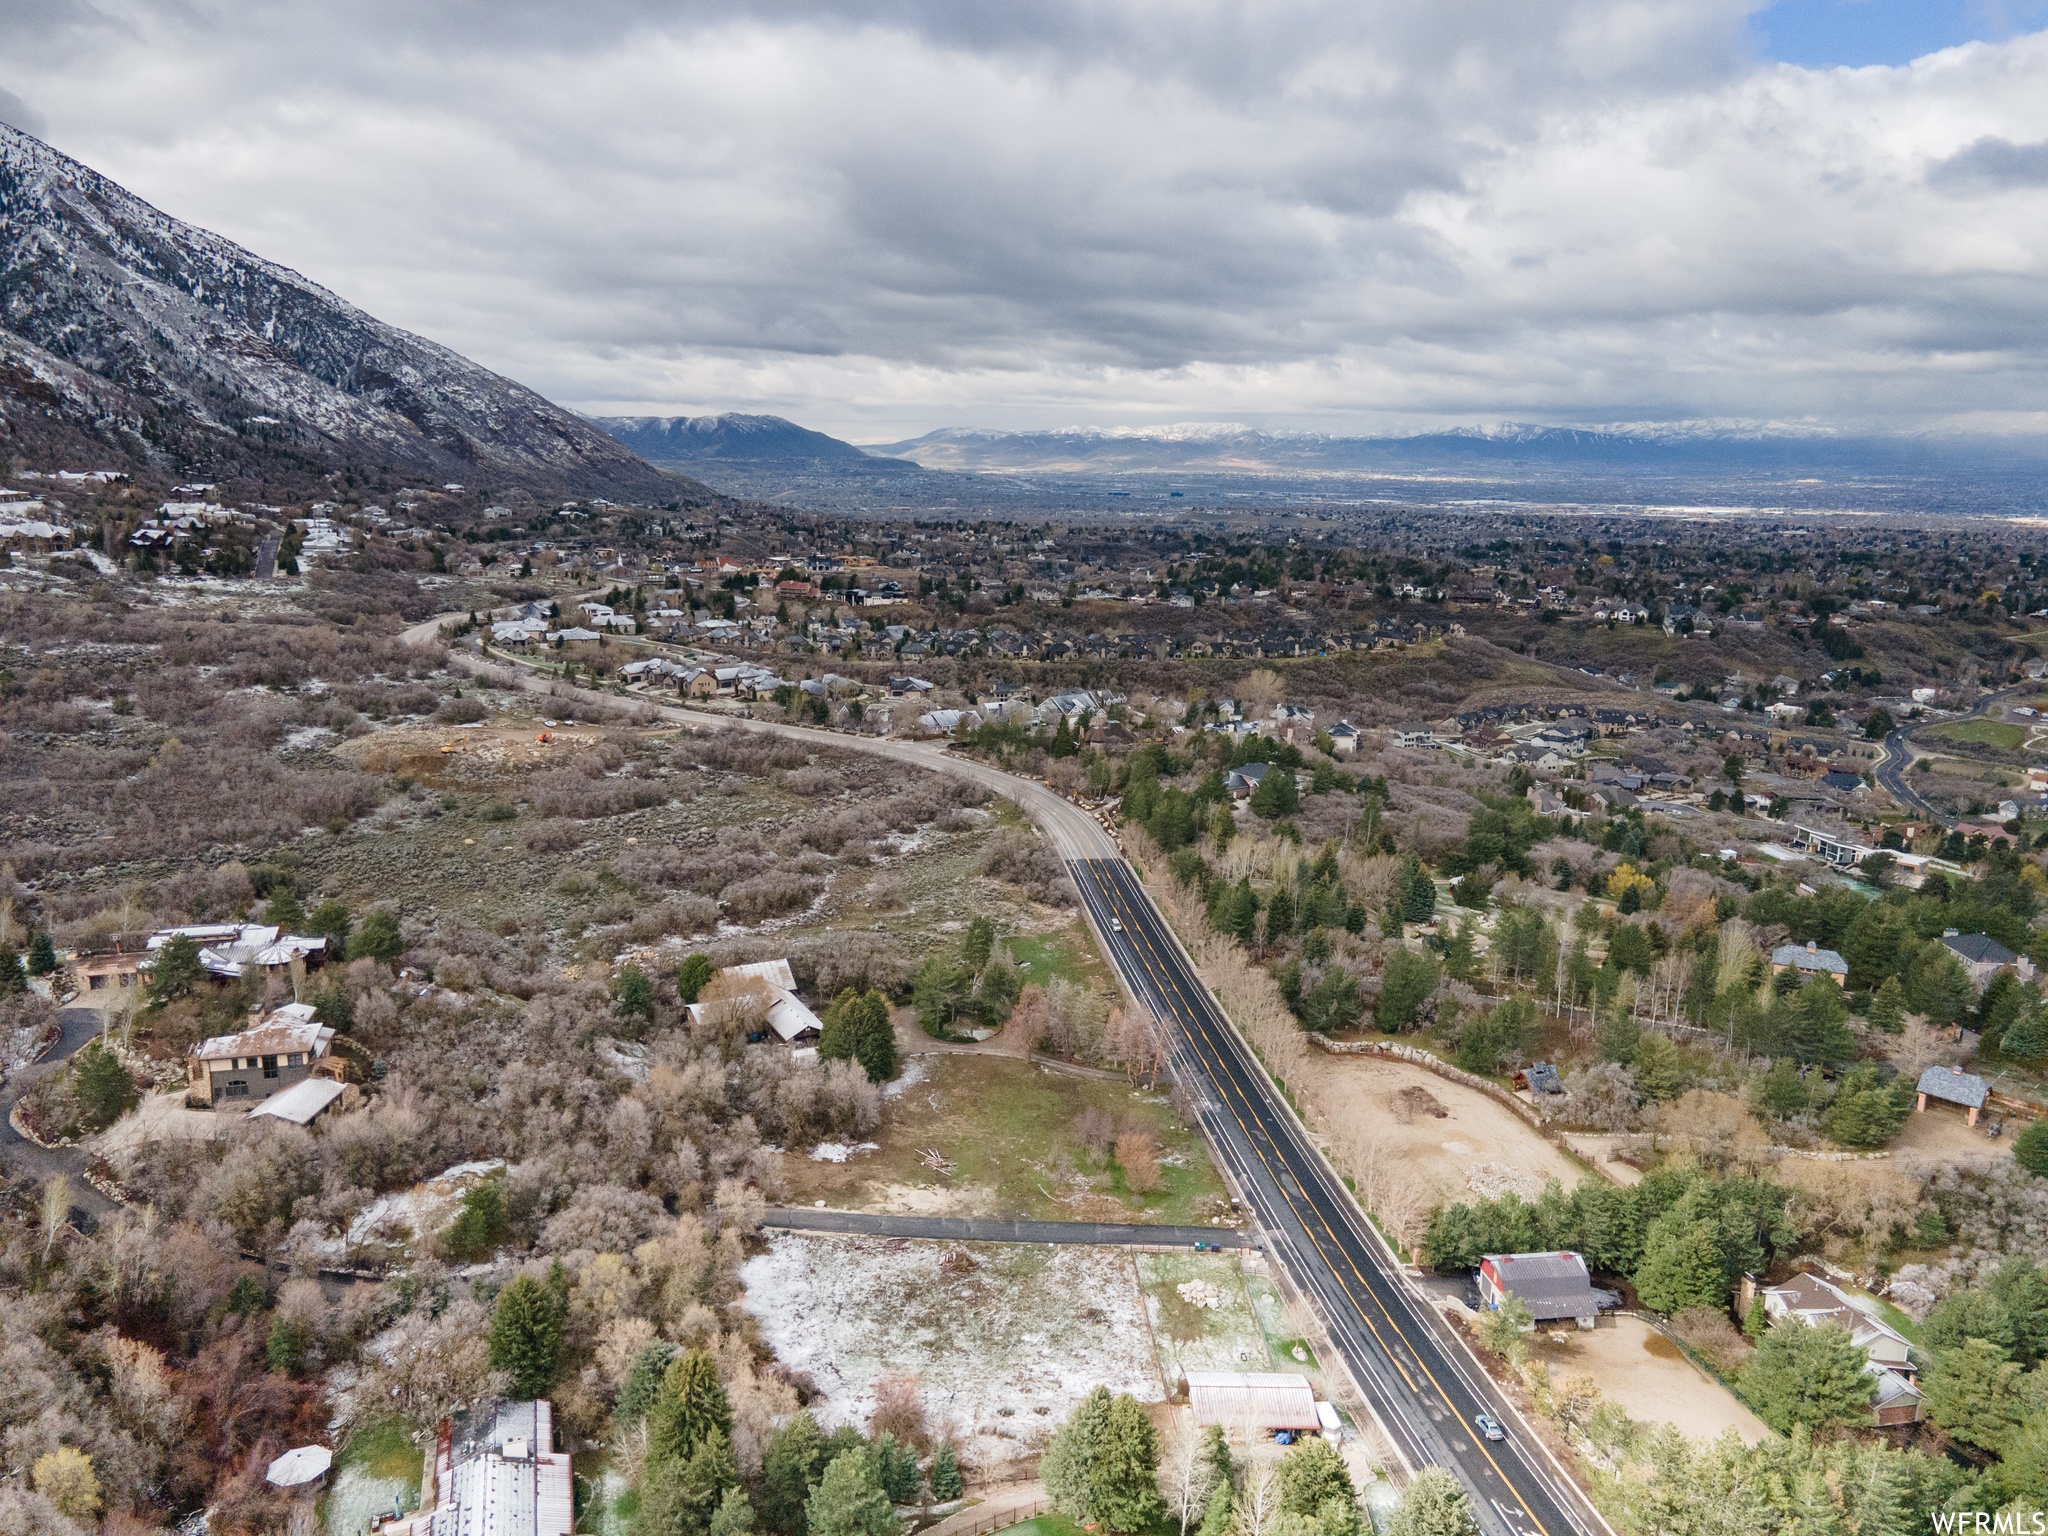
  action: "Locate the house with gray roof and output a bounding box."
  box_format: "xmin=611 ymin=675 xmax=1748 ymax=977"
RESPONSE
xmin=1771 ymin=941 xmax=1847 ymax=984
xmin=1940 ymin=930 xmax=2029 ymax=989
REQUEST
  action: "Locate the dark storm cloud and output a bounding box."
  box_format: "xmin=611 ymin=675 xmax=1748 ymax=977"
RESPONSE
xmin=1931 ymin=135 xmax=2048 ymax=190
xmin=11 ymin=2 xmax=2048 ymax=438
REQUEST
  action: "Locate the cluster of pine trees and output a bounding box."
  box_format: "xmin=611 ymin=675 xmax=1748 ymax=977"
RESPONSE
xmin=911 ymin=916 xmax=1022 ymax=1040
xmin=612 ymin=1343 xmax=965 ymax=1536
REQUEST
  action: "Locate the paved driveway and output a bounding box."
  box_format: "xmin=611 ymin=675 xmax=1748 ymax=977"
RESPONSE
xmin=0 ymin=1004 xmax=117 ymax=1212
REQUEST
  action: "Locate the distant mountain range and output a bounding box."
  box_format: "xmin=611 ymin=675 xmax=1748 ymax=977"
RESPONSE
xmin=859 ymin=421 xmax=2047 ymax=476
xmin=0 ymin=126 xmax=700 ymax=499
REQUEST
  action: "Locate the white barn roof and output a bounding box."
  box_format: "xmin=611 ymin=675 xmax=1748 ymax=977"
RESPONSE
xmin=1187 ymin=1371 xmax=1319 ymax=1430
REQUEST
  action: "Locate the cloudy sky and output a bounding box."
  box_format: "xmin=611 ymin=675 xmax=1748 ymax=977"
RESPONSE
xmin=5 ymin=0 xmax=2048 ymax=440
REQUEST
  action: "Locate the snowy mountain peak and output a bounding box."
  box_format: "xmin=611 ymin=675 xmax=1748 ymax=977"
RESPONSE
xmin=0 ymin=125 xmax=692 ymax=496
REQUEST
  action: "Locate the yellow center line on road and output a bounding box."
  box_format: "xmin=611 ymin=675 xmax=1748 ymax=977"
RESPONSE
xmin=1081 ymin=861 xmax=1556 ymax=1535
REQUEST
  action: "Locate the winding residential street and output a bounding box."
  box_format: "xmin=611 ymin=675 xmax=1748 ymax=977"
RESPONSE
xmin=1872 ymin=683 xmax=2031 ymax=829
xmin=0 ymin=1003 xmax=117 ymax=1214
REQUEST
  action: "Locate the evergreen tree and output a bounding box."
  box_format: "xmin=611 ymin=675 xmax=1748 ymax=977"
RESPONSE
xmin=1050 ymin=718 xmax=1078 ymax=758
xmin=1377 ymin=948 xmax=1439 ymax=1032
xmin=348 ymin=907 xmax=405 ymax=964
xmin=1633 ymin=1219 xmax=1729 ymax=1314
xmin=1043 ymin=1387 xmax=1112 ymax=1522
xmin=1399 ymin=856 xmax=1436 ymax=923
xmin=1596 ymin=1007 xmax=1640 ymax=1065
xmin=678 ymin=953 xmax=715 ymax=1004
xmin=308 ymin=899 xmax=353 ymax=953
xmin=852 ymin=990 xmax=897 ymax=1083
xmin=1200 ymin=1425 xmax=1232 ymax=1494
xmin=1743 ymin=1296 xmax=1770 ymax=1340
xmin=711 ymin=1486 xmax=757 ymax=1536
xmin=2004 ymin=1004 xmax=2048 ymax=1060
xmin=1250 ymin=768 xmax=1299 ymax=820
xmin=25 ymin=932 xmax=57 ymax=976
xmin=2015 ymin=1119 xmax=2048 ymax=1178
xmin=1195 ymin=1482 xmax=1233 ymax=1536
xmin=1740 ymin=1321 xmax=1873 ymax=1433
xmin=617 ymin=1343 xmax=681 ymax=1430
xmin=804 ymin=1451 xmax=898 ymax=1536
xmin=1924 ymin=1338 xmax=2040 ymax=1450
xmin=144 ymin=933 xmax=205 ymax=1007
xmin=1631 ymin=1032 xmax=1685 ymax=1101
xmin=488 ymin=1274 xmax=566 ymax=1398
xmin=929 ymin=1443 xmax=962 ymax=1503
xmin=1093 ymin=1392 xmax=1166 ymax=1533
xmin=264 ymin=886 xmax=306 ymax=929
xmin=1385 ymin=1467 xmax=1477 ymax=1536
xmin=1223 ymin=879 xmax=1258 ymax=945
xmin=72 ymin=1039 xmax=138 ymax=1131
xmin=647 ymin=1347 xmax=735 ymax=1470
xmin=1266 ymin=883 xmax=1296 ymax=939
xmin=760 ymin=1412 xmax=830 ymax=1536
xmin=1442 ymin=919 xmax=1475 ymax=982
xmin=613 ymin=962 xmax=655 ymax=1025
xmin=1278 ymin=1436 xmax=1361 ymax=1536
xmin=962 ymin=916 xmax=996 ymax=971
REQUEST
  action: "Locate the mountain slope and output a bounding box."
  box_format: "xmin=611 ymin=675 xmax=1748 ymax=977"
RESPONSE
xmin=0 ymin=126 xmax=701 ymax=498
xmin=596 ymin=412 xmax=922 ymax=471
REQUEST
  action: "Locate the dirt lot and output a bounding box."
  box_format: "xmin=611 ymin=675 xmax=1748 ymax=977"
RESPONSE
xmin=741 ymin=1233 xmax=1166 ymax=1471
xmin=332 ymin=717 xmax=609 ymax=787
xmin=1320 ymin=1054 xmax=1591 ymax=1204
xmin=1530 ymin=1316 xmax=1771 ymax=1445
xmin=1892 ymin=1103 xmax=2015 ymax=1162
xmin=781 ymin=1053 xmax=1231 ymax=1225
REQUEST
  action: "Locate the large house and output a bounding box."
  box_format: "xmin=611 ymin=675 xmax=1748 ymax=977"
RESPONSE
xmin=187 ymin=1003 xmax=339 ymax=1108
xmin=1939 ymin=931 xmax=2031 ymax=990
xmin=77 ymin=923 xmax=326 ymax=999
xmin=148 ymin=923 xmax=328 ymax=984
xmin=1755 ymin=1272 xmax=1921 ymax=1425
xmin=1477 ymin=1250 xmax=1599 ymax=1328
xmin=394 ymin=1400 xmax=573 ymax=1536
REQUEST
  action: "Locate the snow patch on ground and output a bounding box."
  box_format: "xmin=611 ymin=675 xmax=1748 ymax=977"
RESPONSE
xmin=883 ymin=1056 xmax=931 ymax=1100
xmin=810 ymin=1141 xmax=880 ymax=1163
xmin=741 ymin=1233 xmax=1163 ymax=1472
xmin=283 ymin=725 xmax=335 ymax=750
xmin=316 ymin=1159 xmax=504 ymax=1268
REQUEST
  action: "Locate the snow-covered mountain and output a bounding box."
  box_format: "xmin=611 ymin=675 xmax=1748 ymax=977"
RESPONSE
xmin=594 ymin=412 xmax=921 ymax=471
xmin=0 ymin=126 xmax=694 ymax=497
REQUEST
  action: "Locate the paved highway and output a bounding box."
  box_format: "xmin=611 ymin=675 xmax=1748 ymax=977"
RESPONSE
xmin=762 ymin=1208 xmax=1252 ymax=1247
xmin=409 ymin=621 xmax=1599 ymax=1536
xmin=1070 ymin=860 xmax=1599 ymax=1536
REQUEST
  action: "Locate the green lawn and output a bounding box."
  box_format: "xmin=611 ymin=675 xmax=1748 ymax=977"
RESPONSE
xmin=785 ymin=1054 xmax=1227 ymax=1223
xmin=1934 ymin=719 xmax=2028 ymax=751
xmin=335 ymin=1418 xmax=423 ymax=1489
xmin=1007 ymin=922 xmax=1114 ymax=991
xmin=998 ymin=1516 xmax=1088 ymax=1536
